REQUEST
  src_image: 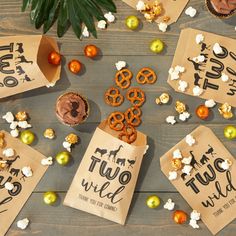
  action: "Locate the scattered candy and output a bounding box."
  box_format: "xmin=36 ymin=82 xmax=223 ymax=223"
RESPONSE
xmin=173 ymin=210 xmax=188 ymax=224
xmin=21 ymin=166 xmax=33 ymax=177
xmin=65 ymin=133 xmax=79 ymax=144
xmin=213 ymin=43 xmax=223 ymax=55
xmin=17 ymin=218 xmax=29 ymax=230
xmin=5 ymin=182 xmax=14 ymax=191
xmin=140 ymin=1 xmax=163 ymax=22
xmin=82 ymin=26 xmax=89 ymax=38
xmin=168 ymin=171 xmax=177 ymax=180
xmin=195 ymin=34 xmax=204 ymax=44
xmin=156 ymin=93 xmax=170 ymax=105
xmin=185 ymin=134 xmax=195 ymax=146
xmin=163 ymin=199 xmax=175 ymax=211
xmin=178 ymin=80 xmax=188 ymax=92
xmin=146 ymin=195 xmax=160 ymax=209
xmin=179 ymin=112 xmax=191 ymax=122
xmin=218 ymin=103 xmax=233 ymax=119
xmin=44 ymin=128 xmax=55 ymax=139
xmin=182 ymin=156 xmax=192 ymax=165
xmin=173 ymin=149 xmax=182 ymax=159
xmin=15 ymin=111 xmax=28 ymax=121
xmin=150 ymin=39 xmax=164 ymax=53
xmin=189 ymin=219 xmax=199 ymax=229
xmin=205 ymin=99 xmax=216 ymax=108
xmin=220 ymin=159 xmax=232 ymax=170
xmin=125 ymin=15 xmax=139 ymax=30
xmin=115 ymin=61 xmax=126 ymax=71
xmin=41 ymin=157 xmax=53 ymax=166
xmin=48 ymin=51 xmax=61 ymax=65
xmin=224 ymin=125 xmax=236 ymax=140
xmin=84 ymin=44 xmax=99 ymax=58
xmin=182 ymin=165 xmax=193 ymax=176
xmin=166 ymin=116 xmax=176 ymax=125
xmin=20 ymin=130 xmax=35 ymax=145
xmin=43 ymin=191 xmax=58 ymax=205
xmin=171 ymin=158 xmax=183 ymax=171
xmin=158 ymin=22 xmax=168 ymax=32
xmin=104 ymin=12 xmax=115 ymax=23
xmin=221 ymin=73 xmax=230 ymax=82
xmin=3 ymin=148 xmax=14 ymax=157
xmin=56 ymin=151 xmax=70 ymax=166
xmin=185 ymin=6 xmax=197 ymax=17
xmin=18 ymin=121 xmax=32 ymax=129
xmin=196 ymin=105 xmax=209 ymax=120
xmin=11 ymin=129 xmax=19 ymax=138
xmin=175 ymin=101 xmax=186 ymax=114
xmin=2 ymin=112 xmax=14 ymax=123
xmin=97 ymin=20 xmax=107 ymax=29
xmin=68 ymin=59 xmax=82 ymax=74
xmin=193 ymin=86 xmax=203 ymax=96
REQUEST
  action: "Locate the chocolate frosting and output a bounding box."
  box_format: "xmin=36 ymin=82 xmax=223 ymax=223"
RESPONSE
xmin=210 ymin=0 xmax=236 ymax=14
xmin=56 ymin=92 xmax=88 ymax=125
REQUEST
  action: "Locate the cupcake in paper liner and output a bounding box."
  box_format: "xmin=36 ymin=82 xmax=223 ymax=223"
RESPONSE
xmin=56 ymin=91 xmax=90 ymax=127
xmin=206 ymin=0 xmax=236 ymax=18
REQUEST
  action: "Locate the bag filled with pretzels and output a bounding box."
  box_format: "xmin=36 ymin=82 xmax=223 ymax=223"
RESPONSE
xmin=64 ymin=120 xmax=148 ymax=224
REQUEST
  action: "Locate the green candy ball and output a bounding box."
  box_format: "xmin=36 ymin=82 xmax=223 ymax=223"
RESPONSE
xmin=146 ymin=195 xmax=161 ymax=209
xmin=43 ymin=191 xmax=57 ymax=205
xmin=150 ymin=39 xmax=164 ymax=53
xmin=56 ymin=151 xmax=70 ymax=166
xmin=20 ymin=130 xmax=35 ymax=145
xmin=224 ymin=125 xmax=236 ymax=140
xmin=125 ymin=15 xmax=139 ymax=30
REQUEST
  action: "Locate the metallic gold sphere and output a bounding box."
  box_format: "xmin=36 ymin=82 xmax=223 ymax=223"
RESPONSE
xmin=150 ymin=39 xmax=164 ymax=53
xmin=20 ymin=130 xmax=35 ymax=145
xmin=224 ymin=125 xmax=236 ymax=140
xmin=43 ymin=191 xmax=58 ymax=205
xmin=146 ymin=195 xmax=160 ymax=209
xmin=56 ymin=151 xmax=70 ymax=166
xmin=125 ymin=15 xmax=139 ymax=30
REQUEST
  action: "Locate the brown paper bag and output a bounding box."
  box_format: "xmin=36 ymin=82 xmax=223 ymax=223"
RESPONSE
xmin=121 ymin=0 xmax=189 ymax=25
xmin=160 ymin=126 xmax=236 ymax=235
xmin=64 ymin=120 xmax=148 ymax=225
xmin=0 ymin=35 xmax=61 ymax=99
xmin=0 ymin=131 xmax=48 ymax=236
xmin=168 ymin=28 xmax=236 ymax=106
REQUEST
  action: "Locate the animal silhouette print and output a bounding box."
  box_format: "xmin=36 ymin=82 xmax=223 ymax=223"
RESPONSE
xmin=16 ymin=65 xmax=25 ymax=75
xmin=127 ymin=157 xmax=136 ymax=168
xmin=94 ymin=147 xmax=107 ymax=157
xmin=200 ymin=53 xmax=208 ymax=62
xmin=194 ymin=73 xmax=202 ymax=86
xmin=201 ymin=43 xmax=211 ymax=52
xmin=181 ymin=173 xmax=188 ymax=181
xmin=116 ymin=158 xmax=126 ymax=166
xmin=108 ymin=145 xmax=123 ymax=162
xmin=200 ymin=154 xmax=210 ymax=165
xmin=189 ymin=151 xmax=201 ymax=170
xmin=21 ymin=74 xmax=34 ymax=82
xmin=205 ymin=145 xmax=216 ymax=157
xmin=5 ymin=155 xmax=20 ymax=171
xmin=10 ymin=168 xmax=20 ymax=177
xmin=187 ymin=57 xmax=205 ymax=72
xmin=15 ymin=55 xmax=33 ymax=65
xmin=15 ymin=43 xmax=24 ymax=54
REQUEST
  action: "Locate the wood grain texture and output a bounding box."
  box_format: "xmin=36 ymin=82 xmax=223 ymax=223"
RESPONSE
xmin=0 ymin=0 xmax=235 ymax=235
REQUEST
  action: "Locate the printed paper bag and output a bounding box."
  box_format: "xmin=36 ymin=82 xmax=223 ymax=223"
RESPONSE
xmin=0 ymin=35 xmax=61 ymax=98
xmin=168 ymin=28 xmax=236 ymax=106
xmin=121 ymin=0 xmax=189 ymax=25
xmin=0 ymin=131 xmax=48 ymax=236
xmin=160 ymin=126 xmax=236 ymax=235
xmin=64 ymin=120 xmax=148 ymax=225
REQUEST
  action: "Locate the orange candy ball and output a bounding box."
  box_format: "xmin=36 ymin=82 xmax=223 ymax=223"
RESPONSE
xmin=84 ymin=45 xmax=99 ymax=58
xmin=173 ymin=210 xmax=188 ymax=224
xmin=48 ymin=51 xmax=61 ymax=65
xmin=196 ymin=105 xmax=209 ymax=120
xmin=68 ymin=60 xmax=82 ymax=74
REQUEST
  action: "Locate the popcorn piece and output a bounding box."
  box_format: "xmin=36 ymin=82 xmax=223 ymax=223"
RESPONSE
xmin=2 ymin=112 xmax=14 ymax=123
xmin=221 ymin=73 xmax=229 ymax=82
xmin=115 ymin=61 xmax=126 ymax=71
xmin=185 ymin=6 xmax=197 ymax=17
xmin=21 ymin=166 xmax=33 ymax=177
xmin=17 ymin=218 xmax=29 ymax=230
xmin=196 ymin=34 xmax=204 ymax=44
xmin=41 ymin=156 xmax=53 ymax=166
xmin=170 ymin=71 xmax=180 ymax=80
xmin=3 ymin=148 xmax=15 ymax=157
xmin=104 ymin=12 xmax=115 ymax=23
xmin=213 ymin=43 xmax=223 ymax=55
xmin=10 ymin=121 xmax=18 ymax=130
xmin=175 ymin=65 xmax=185 ymax=73
xmin=63 ymin=141 xmax=71 ymax=152
xmin=218 ymin=103 xmax=233 ymax=119
xmin=169 ymin=66 xmax=185 ymax=80
xmin=193 ymin=86 xmax=203 ymax=96
xmin=10 ymin=129 xmax=19 ymax=138
xmin=65 ymin=133 xmax=79 ymax=144
xmin=18 ymin=121 xmax=32 ymax=129
xmin=182 ymin=165 xmax=193 ymax=175
xmin=185 ymin=134 xmax=196 ymax=146
xmin=220 ymin=159 xmax=232 ymax=170
xmin=173 ymin=149 xmax=182 ymax=159
xmin=156 ymin=93 xmax=170 ymax=105
xmin=46 ymin=82 xmax=56 ymax=88
xmin=5 ymin=182 xmax=14 ymax=191
xmin=136 ymin=0 xmax=146 ymax=11
xmin=82 ymin=26 xmax=89 ymax=38
xmin=166 ymin=116 xmax=176 ymax=125
xmin=15 ymin=111 xmax=28 ymax=121
xmin=193 ymin=55 xmax=205 ymax=63
xmin=178 ymin=80 xmax=188 ymax=92
xmin=175 ymin=101 xmax=186 ymax=114
xmin=168 ymin=171 xmax=177 ymax=181
xmin=164 ymin=199 xmax=175 ymax=211
xmin=189 ymin=219 xmax=199 ymax=229
xmin=179 ymin=112 xmax=191 ymax=122
xmin=182 ymin=156 xmax=192 ymax=165
xmin=190 ymin=210 xmax=201 ymax=221
xmin=158 ymin=22 xmax=168 ymax=32
xmin=44 ymin=128 xmax=55 ymax=139
xmin=205 ymin=99 xmax=216 ymax=108
xmin=0 ymin=132 xmax=5 ymax=148
xmin=97 ymin=20 xmax=107 ymax=29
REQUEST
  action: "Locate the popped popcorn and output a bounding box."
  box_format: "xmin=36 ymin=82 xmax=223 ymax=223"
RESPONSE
xmin=193 ymin=86 xmax=203 ymax=96
xmin=17 ymin=218 xmax=29 ymax=230
xmin=193 ymin=55 xmax=205 ymax=63
xmin=10 ymin=129 xmax=19 ymax=138
xmin=195 ymin=34 xmax=204 ymax=44
xmin=220 ymin=159 xmax=232 ymax=170
xmin=164 ymin=199 xmax=175 ymax=211
xmin=173 ymin=149 xmax=182 ymax=159
xmin=190 ymin=210 xmax=201 ymax=221
xmin=2 ymin=112 xmax=14 ymax=123
xmin=178 ymin=80 xmax=188 ymax=92
xmin=82 ymin=26 xmax=90 ymax=38
xmin=18 ymin=121 xmax=32 ymax=129
xmin=182 ymin=156 xmax=192 ymax=165
xmin=179 ymin=112 xmax=191 ymax=122
xmin=205 ymin=99 xmax=216 ymax=108
xmin=115 ymin=61 xmax=126 ymax=71
xmin=5 ymin=182 xmax=14 ymax=191
xmin=41 ymin=156 xmax=53 ymax=166
xmin=158 ymin=22 xmax=168 ymax=32
xmin=189 ymin=219 xmax=200 ymax=229
xmin=169 ymin=66 xmax=185 ymax=80
xmin=63 ymin=141 xmax=71 ymax=152
xmin=21 ymin=166 xmax=33 ymax=177
xmin=104 ymin=12 xmax=115 ymax=23
xmin=10 ymin=121 xmax=18 ymax=130
xmin=168 ymin=171 xmax=177 ymax=181
xmin=97 ymin=20 xmax=107 ymax=29
xmin=185 ymin=6 xmax=197 ymax=17
xmin=175 ymin=65 xmax=185 ymax=73
xmin=46 ymin=82 xmax=56 ymax=88
xmin=166 ymin=116 xmax=176 ymax=125
xmin=221 ymin=73 xmax=229 ymax=82
xmin=213 ymin=43 xmax=223 ymax=55
xmin=185 ymin=134 xmax=196 ymax=146
xmin=182 ymin=165 xmax=193 ymax=175
xmin=136 ymin=0 xmax=146 ymax=11
xmin=3 ymin=148 xmax=15 ymax=157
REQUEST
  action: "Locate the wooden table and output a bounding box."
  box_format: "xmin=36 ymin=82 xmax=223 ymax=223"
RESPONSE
xmin=1 ymin=0 xmax=235 ymax=235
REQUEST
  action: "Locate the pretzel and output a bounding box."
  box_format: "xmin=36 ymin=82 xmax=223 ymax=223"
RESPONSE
xmin=104 ymin=87 xmax=124 ymax=107
xmin=119 ymin=125 xmax=137 ymax=144
xmin=115 ymin=69 xmax=133 ymax=89
xmin=108 ymin=111 xmax=125 ymax=131
xmin=126 ymin=88 xmax=146 ymax=107
xmin=125 ymin=106 xmax=142 ymax=127
xmin=136 ymin=67 xmax=157 ymax=84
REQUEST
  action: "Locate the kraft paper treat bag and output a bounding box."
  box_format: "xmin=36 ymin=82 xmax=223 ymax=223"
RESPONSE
xmin=64 ymin=120 xmax=148 ymax=225
xmin=121 ymin=0 xmax=189 ymax=25
xmin=168 ymin=28 xmax=236 ymax=106
xmin=160 ymin=126 xmax=236 ymax=235
xmin=0 ymin=131 xmax=48 ymax=236
xmin=0 ymin=35 xmax=61 ymax=98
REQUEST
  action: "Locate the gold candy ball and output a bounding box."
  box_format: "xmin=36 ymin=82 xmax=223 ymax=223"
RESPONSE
xmin=43 ymin=191 xmax=58 ymax=205
xmin=125 ymin=15 xmax=139 ymax=30
xmin=56 ymin=151 xmax=70 ymax=166
xmin=146 ymin=195 xmax=160 ymax=209
xmin=20 ymin=130 xmax=35 ymax=145
xmin=150 ymin=39 xmax=164 ymax=53
xmin=224 ymin=125 xmax=236 ymax=140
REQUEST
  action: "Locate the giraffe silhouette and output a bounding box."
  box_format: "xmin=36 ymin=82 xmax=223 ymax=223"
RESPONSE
xmin=194 ymin=73 xmax=202 ymax=86
xmin=189 ymin=151 xmax=201 ymax=170
xmin=108 ymin=145 xmax=123 ymax=162
xmin=5 ymin=155 xmax=20 ymax=171
xmin=201 ymin=43 xmax=211 ymax=52
xmin=188 ymin=57 xmax=205 ymax=72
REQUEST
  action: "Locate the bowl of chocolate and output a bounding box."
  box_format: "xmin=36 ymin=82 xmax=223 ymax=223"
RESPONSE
xmin=56 ymin=92 xmax=89 ymax=126
xmin=206 ymin=0 xmax=236 ymax=18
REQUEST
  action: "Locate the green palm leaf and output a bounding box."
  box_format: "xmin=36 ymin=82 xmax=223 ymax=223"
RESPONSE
xmin=22 ymin=0 xmax=116 ymax=39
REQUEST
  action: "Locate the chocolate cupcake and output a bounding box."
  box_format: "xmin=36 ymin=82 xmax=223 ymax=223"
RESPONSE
xmin=206 ymin=0 xmax=236 ymax=18
xmin=56 ymin=92 xmax=89 ymax=126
